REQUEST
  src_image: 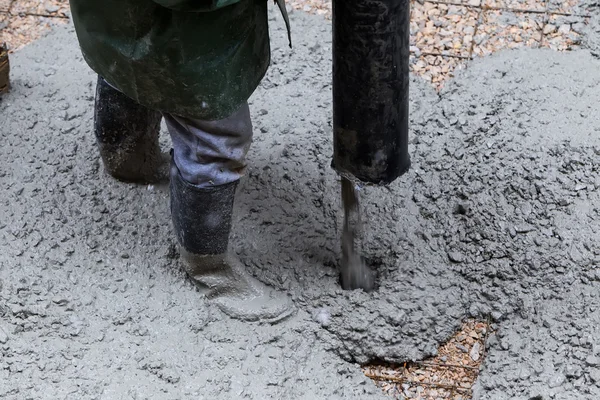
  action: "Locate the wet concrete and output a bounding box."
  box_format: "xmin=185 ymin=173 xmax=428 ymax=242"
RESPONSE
xmin=1 ymin=6 xmax=600 ymax=400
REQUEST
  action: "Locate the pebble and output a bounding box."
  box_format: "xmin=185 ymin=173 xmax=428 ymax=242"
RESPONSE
xmin=572 ymin=22 xmax=586 ymax=34
xmin=547 ymin=373 xmax=566 ymax=388
xmin=534 ymin=364 xmax=545 ymax=376
xmin=519 ymin=367 xmax=531 ymax=380
xmin=585 ymin=355 xmax=600 ymax=366
xmin=470 ymin=342 xmax=481 ymax=361
xmin=565 ymin=364 xmax=582 ymax=379
xmin=0 ymin=326 xmax=8 ymax=344
xmin=456 ymin=344 xmax=469 ymax=353
xmin=558 ymin=24 xmax=571 ymax=34
xmin=45 ymin=3 xmax=61 ymax=13
xmin=589 ymin=369 xmax=600 ymax=383
xmin=515 ymin=224 xmax=535 ymax=233
xmin=313 ymin=308 xmax=331 ymax=327
xmin=544 ymin=25 xmax=557 ymax=35
xmin=448 ymin=251 xmax=464 ymax=263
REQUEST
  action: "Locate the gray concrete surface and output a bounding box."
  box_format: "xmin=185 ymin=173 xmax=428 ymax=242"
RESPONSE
xmin=1 ymin=5 xmax=600 ymax=400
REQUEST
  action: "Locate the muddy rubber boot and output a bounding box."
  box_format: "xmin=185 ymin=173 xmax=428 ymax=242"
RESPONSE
xmin=170 ymin=164 xmax=295 ymax=323
xmin=94 ymin=76 xmax=167 ymax=183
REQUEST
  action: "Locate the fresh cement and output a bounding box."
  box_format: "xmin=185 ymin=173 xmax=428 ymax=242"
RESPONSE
xmin=1 ymin=6 xmax=600 ymax=400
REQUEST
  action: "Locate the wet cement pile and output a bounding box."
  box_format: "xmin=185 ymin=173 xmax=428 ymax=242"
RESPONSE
xmin=1 ymin=6 xmax=600 ymax=400
xmin=421 ymin=49 xmax=600 ymax=399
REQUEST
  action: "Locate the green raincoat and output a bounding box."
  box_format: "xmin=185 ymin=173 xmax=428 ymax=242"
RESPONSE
xmin=69 ymin=0 xmax=290 ymax=120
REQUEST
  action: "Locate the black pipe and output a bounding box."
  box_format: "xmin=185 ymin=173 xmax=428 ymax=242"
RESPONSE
xmin=332 ymin=0 xmax=411 ymax=185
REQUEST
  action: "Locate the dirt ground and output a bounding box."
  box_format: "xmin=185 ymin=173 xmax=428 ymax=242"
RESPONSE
xmin=2 ymin=2 xmax=600 ymax=400
xmin=0 ymin=0 xmax=69 ymax=50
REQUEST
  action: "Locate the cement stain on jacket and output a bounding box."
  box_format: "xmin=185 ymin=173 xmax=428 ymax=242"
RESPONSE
xmin=69 ymin=0 xmax=290 ymax=120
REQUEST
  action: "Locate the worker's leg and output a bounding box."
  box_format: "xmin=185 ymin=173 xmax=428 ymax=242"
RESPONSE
xmin=164 ymin=104 xmax=294 ymax=322
xmin=94 ymin=76 xmax=167 ymax=183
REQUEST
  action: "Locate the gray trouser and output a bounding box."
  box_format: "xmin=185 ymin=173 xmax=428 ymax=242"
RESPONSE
xmin=164 ymin=104 xmax=253 ymax=188
xmin=103 ymin=77 xmax=253 ymax=188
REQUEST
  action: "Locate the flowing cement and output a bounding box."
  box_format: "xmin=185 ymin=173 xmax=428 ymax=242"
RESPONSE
xmin=1 ymin=6 xmax=600 ymax=399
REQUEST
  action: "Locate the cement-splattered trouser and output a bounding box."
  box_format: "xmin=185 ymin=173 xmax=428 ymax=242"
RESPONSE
xmin=103 ymin=78 xmax=253 ymax=188
xmin=164 ymin=105 xmax=253 ymax=188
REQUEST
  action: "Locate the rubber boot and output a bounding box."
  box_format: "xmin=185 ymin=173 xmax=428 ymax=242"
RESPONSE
xmin=170 ymin=163 xmax=295 ymax=323
xmin=94 ymin=76 xmax=167 ymax=183
xmin=0 ymin=43 xmax=9 ymax=94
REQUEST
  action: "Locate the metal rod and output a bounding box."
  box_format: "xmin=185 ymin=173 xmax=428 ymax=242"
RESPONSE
xmin=413 ymin=360 xmax=480 ymax=370
xmin=364 ymin=371 xmax=473 ymax=393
